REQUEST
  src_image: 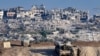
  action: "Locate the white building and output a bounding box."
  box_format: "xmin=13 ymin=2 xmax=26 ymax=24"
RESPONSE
xmin=17 ymin=11 xmax=28 ymax=18
xmin=17 ymin=5 xmax=45 ymax=18
xmin=29 ymin=5 xmax=45 ymax=18
xmin=0 ymin=10 xmax=4 ymax=19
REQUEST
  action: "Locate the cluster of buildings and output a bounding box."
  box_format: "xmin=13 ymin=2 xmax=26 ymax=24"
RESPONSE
xmin=0 ymin=5 xmax=88 ymax=21
xmin=0 ymin=5 xmax=100 ymax=41
xmin=0 ymin=5 xmax=45 ymax=19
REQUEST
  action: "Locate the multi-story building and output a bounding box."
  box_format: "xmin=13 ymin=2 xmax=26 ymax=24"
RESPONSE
xmin=15 ymin=6 xmax=24 ymax=13
xmin=0 ymin=10 xmax=4 ymax=19
xmin=80 ymin=11 xmax=89 ymax=22
xmin=7 ymin=11 xmax=16 ymax=19
xmin=17 ymin=5 xmax=45 ymax=19
xmin=17 ymin=10 xmax=29 ymax=18
xmin=29 ymin=5 xmax=45 ymax=18
xmin=93 ymin=14 xmax=100 ymax=21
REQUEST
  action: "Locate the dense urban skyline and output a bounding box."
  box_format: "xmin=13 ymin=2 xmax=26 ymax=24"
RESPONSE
xmin=0 ymin=0 xmax=100 ymax=15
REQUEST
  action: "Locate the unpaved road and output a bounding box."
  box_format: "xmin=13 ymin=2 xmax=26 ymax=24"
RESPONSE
xmin=0 ymin=46 xmax=56 ymax=56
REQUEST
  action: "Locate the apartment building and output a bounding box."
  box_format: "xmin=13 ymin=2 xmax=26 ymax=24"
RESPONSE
xmin=0 ymin=10 xmax=4 ymax=19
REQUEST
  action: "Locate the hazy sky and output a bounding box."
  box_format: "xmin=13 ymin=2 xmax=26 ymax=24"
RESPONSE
xmin=0 ymin=0 xmax=100 ymax=15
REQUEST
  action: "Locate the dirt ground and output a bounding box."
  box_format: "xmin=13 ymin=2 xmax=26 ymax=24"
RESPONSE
xmin=0 ymin=40 xmax=55 ymax=56
xmin=0 ymin=46 xmax=56 ymax=56
xmin=1 ymin=40 xmax=100 ymax=47
xmin=72 ymin=41 xmax=100 ymax=47
xmin=0 ymin=40 xmax=100 ymax=56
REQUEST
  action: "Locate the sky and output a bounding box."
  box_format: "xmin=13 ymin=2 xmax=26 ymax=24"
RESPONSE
xmin=0 ymin=0 xmax=100 ymax=15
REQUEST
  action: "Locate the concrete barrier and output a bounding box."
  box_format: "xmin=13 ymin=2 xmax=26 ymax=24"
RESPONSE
xmin=3 ymin=41 xmax=11 ymax=48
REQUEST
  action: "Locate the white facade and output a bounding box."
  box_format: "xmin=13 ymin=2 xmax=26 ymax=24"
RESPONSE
xmin=0 ymin=10 xmax=4 ymax=19
xmin=17 ymin=12 xmax=26 ymax=18
xmin=17 ymin=5 xmax=45 ymax=18
xmin=17 ymin=11 xmax=29 ymax=18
